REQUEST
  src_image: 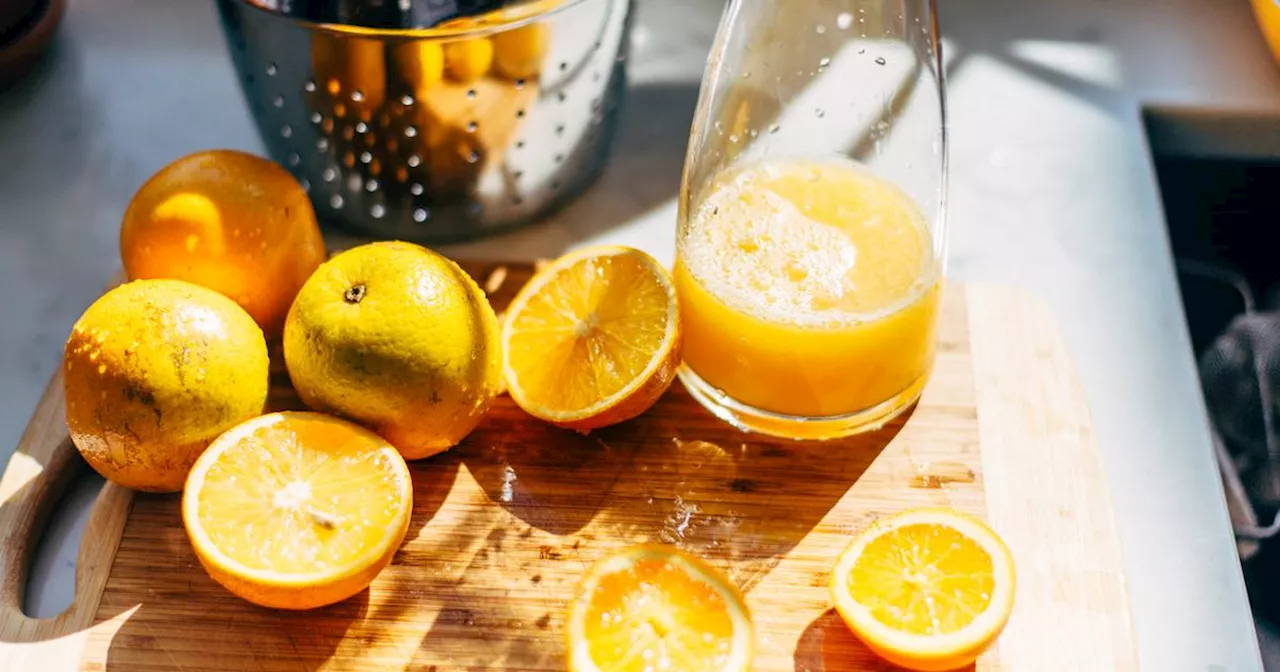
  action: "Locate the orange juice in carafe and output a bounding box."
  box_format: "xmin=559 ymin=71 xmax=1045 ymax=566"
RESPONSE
xmin=674 ymin=157 xmax=940 ymax=435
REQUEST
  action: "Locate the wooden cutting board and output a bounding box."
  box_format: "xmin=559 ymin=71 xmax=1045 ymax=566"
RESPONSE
xmin=0 ymin=260 xmax=1136 ymax=671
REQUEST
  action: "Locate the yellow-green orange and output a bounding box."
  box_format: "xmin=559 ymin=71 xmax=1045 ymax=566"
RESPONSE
xmin=63 ymin=279 xmax=270 ymax=492
xmin=283 ymin=242 xmax=503 ymax=459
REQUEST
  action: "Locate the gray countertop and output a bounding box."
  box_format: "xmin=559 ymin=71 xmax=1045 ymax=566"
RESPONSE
xmin=1 ymin=0 xmax=1274 ymax=669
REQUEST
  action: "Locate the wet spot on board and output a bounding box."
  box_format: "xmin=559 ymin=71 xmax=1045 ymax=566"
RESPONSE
xmin=439 ymin=606 xmax=476 ymax=627
xmin=909 ymin=461 xmax=976 ymax=489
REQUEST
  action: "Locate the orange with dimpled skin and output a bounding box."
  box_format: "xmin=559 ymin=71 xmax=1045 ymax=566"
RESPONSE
xmin=119 ymin=149 xmax=327 ymax=340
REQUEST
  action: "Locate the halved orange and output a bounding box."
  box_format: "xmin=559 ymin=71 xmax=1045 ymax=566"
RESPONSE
xmin=830 ymin=508 xmax=1016 ymax=671
xmin=182 ymin=411 xmax=412 ymax=610
xmin=502 ymin=246 xmax=682 ymax=430
xmin=567 ymin=545 xmax=753 ymax=672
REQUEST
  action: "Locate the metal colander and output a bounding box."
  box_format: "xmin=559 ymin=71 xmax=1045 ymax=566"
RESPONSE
xmin=215 ymin=0 xmax=633 ymax=242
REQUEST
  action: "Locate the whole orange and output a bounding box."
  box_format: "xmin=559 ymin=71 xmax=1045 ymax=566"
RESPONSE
xmin=119 ymin=150 xmax=327 ymax=339
xmin=282 ymin=242 xmax=503 ymax=460
xmin=64 ymin=279 xmax=270 ymax=492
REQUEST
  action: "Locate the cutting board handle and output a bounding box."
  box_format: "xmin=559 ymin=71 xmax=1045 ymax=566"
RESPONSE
xmin=0 ymin=373 xmax=125 ymax=641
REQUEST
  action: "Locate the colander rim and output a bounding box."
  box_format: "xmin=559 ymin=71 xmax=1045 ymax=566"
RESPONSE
xmin=229 ymin=0 xmax=600 ymax=39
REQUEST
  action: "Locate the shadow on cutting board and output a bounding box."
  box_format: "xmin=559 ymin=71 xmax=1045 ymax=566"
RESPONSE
xmin=401 ymin=388 xmax=901 ymax=669
xmin=103 ymin=561 xmax=371 ymax=671
xmin=794 ymin=608 xmax=977 ymax=672
xmin=461 ymin=414 xmax=622 ymax=536
xmin=462 ymin=384 xmax=901 ymax=592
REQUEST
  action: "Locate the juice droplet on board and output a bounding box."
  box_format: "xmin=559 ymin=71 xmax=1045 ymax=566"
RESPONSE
xmin=910 ymin=461 xmax=977 ymax=489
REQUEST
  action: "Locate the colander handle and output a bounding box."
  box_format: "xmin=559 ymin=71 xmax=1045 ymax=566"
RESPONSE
xmin=0 ymin=370 xmax=134 ymax=643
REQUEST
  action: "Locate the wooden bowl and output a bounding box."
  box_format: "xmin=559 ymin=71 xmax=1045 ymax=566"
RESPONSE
xmin=0 ymin=0 xmax=67 ymax=82
xmin=0 ymin=0 xmax=43 ymax=36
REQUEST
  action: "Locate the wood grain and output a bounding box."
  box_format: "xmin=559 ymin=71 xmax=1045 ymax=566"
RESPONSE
xmin=0 ymin=370 xmax=133 ymax=670
xmin=966 ymin=284 xmax=1137 ymax=671
xmin=0 ymin=262 xmax=1134 ymax=671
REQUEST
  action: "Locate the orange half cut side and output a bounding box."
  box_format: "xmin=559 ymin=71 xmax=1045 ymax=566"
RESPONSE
xmin=567 ymin=545 xmax=753 ymax=672
xmin=182 ymin=411 xmax=412 ymax=610
xmin=830 ymin=508 xmax=1016 ymax=671
xmin=502 ymin=245 xmax=682 ymax=430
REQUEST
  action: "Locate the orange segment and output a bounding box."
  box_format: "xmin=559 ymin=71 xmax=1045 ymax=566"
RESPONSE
xmin=830 ymin=508 xmax=1016 ymax=671
xmin=567 ymin=545 xmax=753 ymax=672
xmin=182 ymin=411 xmax=412 ymax=610
xmin=502 ymin=246 xmax=682 ymax=430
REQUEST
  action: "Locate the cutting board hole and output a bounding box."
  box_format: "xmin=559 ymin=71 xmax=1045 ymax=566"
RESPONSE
xmin=23 ymin=469 xmax=105 ymax=618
